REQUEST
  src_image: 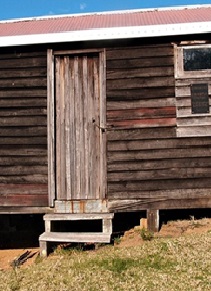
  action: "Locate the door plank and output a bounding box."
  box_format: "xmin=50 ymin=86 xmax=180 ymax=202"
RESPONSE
xmin=55 ymin=52 xmax=106 ymax=202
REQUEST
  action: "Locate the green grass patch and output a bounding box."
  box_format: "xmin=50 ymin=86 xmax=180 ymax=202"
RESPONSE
xmin=0 ymin=232 xmax=211 ymax=290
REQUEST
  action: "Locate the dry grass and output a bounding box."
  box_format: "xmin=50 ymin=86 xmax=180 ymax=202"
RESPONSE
xmin=0 ymin=229 xmax=211 ymax=290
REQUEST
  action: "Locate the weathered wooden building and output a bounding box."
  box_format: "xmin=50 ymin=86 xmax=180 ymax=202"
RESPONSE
xmin=0 ymin=5 xmax=211 ymax=255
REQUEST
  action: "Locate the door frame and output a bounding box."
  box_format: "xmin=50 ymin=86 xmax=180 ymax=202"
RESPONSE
xmin=47 ymin=48 xmax=106 ymax=207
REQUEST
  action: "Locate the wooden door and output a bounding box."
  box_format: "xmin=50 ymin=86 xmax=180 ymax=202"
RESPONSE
xmin=54 ymin=52 xmax=106 ymax=201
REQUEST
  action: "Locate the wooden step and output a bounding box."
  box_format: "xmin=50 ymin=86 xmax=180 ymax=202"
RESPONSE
xmin=39 ymin=232 xmax=111 ymax=243
xmin=39 ymin=213 xmax=114 ymax=256
xmin=43 ymin=213 xmax=114 ymax=221
xmin=43 ymin=213 xmax=113 ymax=234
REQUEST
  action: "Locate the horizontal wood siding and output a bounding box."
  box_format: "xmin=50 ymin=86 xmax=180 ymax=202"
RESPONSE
xmin=0 ymin=49 xmax=48 ymax=207
xmin=106 ymin=43 xmax=211 ymax=211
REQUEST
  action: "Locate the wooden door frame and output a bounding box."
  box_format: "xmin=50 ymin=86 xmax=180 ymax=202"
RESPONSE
xmin=47 ymin=48 xmax=106 ymax=207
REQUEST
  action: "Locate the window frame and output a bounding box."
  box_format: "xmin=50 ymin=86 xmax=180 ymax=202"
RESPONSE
xmin=175 ymin=44 xmax=211 ymax=78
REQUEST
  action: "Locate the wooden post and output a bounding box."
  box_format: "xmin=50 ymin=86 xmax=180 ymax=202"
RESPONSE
xmin=40 ymin=241 xmax=48 ymax=257
xmin=45 ymin=219 xmax=51 ymax=232
xmin=147 ymin=209 xmax=159 ymax=232
xmin=102 ymin=218 xmax=112 ymax=234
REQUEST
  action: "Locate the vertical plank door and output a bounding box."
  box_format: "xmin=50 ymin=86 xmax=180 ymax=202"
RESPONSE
xmin=55 ymin=52 xmax=106 ymax=201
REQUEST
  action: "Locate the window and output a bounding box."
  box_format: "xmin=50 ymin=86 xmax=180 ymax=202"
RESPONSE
xmin=175 ymin=44 xmax=211 ymax=137
xmin=191 ymin=83 xmax=209 ymax=114
xmin=176 ymin=45 xmax=211 ymax=78
xmin=184 ymin=48 xmax=211 ymax=71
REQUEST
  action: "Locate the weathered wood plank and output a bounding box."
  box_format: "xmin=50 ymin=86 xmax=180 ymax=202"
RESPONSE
xmin=87 ymin=55 xmax=96 ymax=199
xmin=0 ymin=156 xmax=47 ymax=166
xmin=107 ymin=98 xmax=176 ymax=110
xmin=0 ymin=108 xmax=47 ymax=117
xmin=177 ymin=116 xmax=211 ymax=126
xmin=0 ymin=68 xmax=47 ymax=78
xmin=0 ymin=166 xmax=47 ymax=175
xmin=108 ymin=157 xmax=211 ymax=171
xmin=107 ymin=117 xmax=176 ymax=129
xmin=107 ymin=43 xmax=172 ymax=51
xmin=107 ymin=76 xmax=174 ymax=90
xmin=107 ymin=107 xmax=176 ymax=120
xmin=47 ymin=49 xmax=55 ymax=207
xmin=0 ymin=116 xmax=47 ymax=126
xmin=108 ymin=167 xmax=211 ymax=182
xmin=55 ymin=56 xmax=64 ymax=200
xmin=176 ymin=126 xmax=211 ymax=137
xmin=0 ymin=137 xmax=46 ymax=145
xmin=44 ymin=213 xmax=113 ymax=220
xmin=82 ymin=55 xmax=89 ymax=200
xmin=107 ymin=127 xmax=176 ymax=141
xmin=64 ymin=56 xmax=72 ymax=200
xmin=0 ymin=126 xmax=46 ymax=137
xmin=74 ymin=56 xmax=81 ymax=199
xmin=0 ymin=51 xmax=47 ymax=59
xmin=108 ymin=198 xmax=211 ymax=212
xmin=108 ymin=148 xmax=211 ymax=162
xmin=0 ymin=194 xmax=48 ymax=207
xmin=0 ymin=89 xmax=46 ymax=98
xmin=0 ymin=98 xmax=47 ymax=107
xmin=0 ymin=207 xmax=51 ymax=214
xmin=0 ymin=147 xmax=46 ymax=156
xmin=175 ymin=97 xmax=191 ymax=107
xmin=0 ymin=57 xmax=47 ymax=69
xmin=99 ymin=50 xmax=107 ymax=200
xmin=106 ymin=66 xmax=174 ymax=79
xmin=106 ymin=46 xmax=173 ymax=60
xmin=176 ymin=107 xmax=192 ymax=117
xmin=107 ymin=57 xmax=174 ymax=69
xmin=93 ymin=55 xmax=101 ymax=199
xmin=176 ymin=108 xmax=211 ymax=118
xmin=39 ymin=232 xmax=111 ymax=243
xmin=0 ymin=77 xmax=47 ymax=88
xmin=69 ymin=57 xmax=75 ymax=200
xmin=108 ymin=138 xmax=211 ymax=151
xmin=108 ymin=178 xmax=211 ymax=192
xmin=176 ymin=78 xmax=211 ymax=87
xmin=147 ymin=209 xmax=159 ymax=232
xmin=0 ymin=175 xmax=48 ymax=183
xmin=54 ymin=200 xmax=108 ymax=213
xmin=107 ymin=188 xmax=211 ymax=200
xmin=175 ymin=86 xmax=190 ymax=97
xmin=107 ymin=87 xmax=174 ymax=100
xmin=0 ymin=183 xmax=48 ymax=195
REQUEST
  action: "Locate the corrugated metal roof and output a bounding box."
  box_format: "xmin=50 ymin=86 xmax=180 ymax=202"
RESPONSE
xmin=0 ymin=5 xmax=211 ymax=37
xmin=0 ymin=5 xmax=211 ymax=46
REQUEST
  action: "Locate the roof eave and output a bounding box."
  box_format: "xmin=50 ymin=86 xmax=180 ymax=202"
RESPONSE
xmin=0 ymin=21 xmax=211 ymax=47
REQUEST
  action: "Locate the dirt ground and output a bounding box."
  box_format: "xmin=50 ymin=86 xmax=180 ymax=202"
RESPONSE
xmin=0 ymin=248 xmax=39 ymax=270
xmin=0 ymin=218 xmax=210 ymax=270
xmin=116 ymin=217 xmax=211 ymax=247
